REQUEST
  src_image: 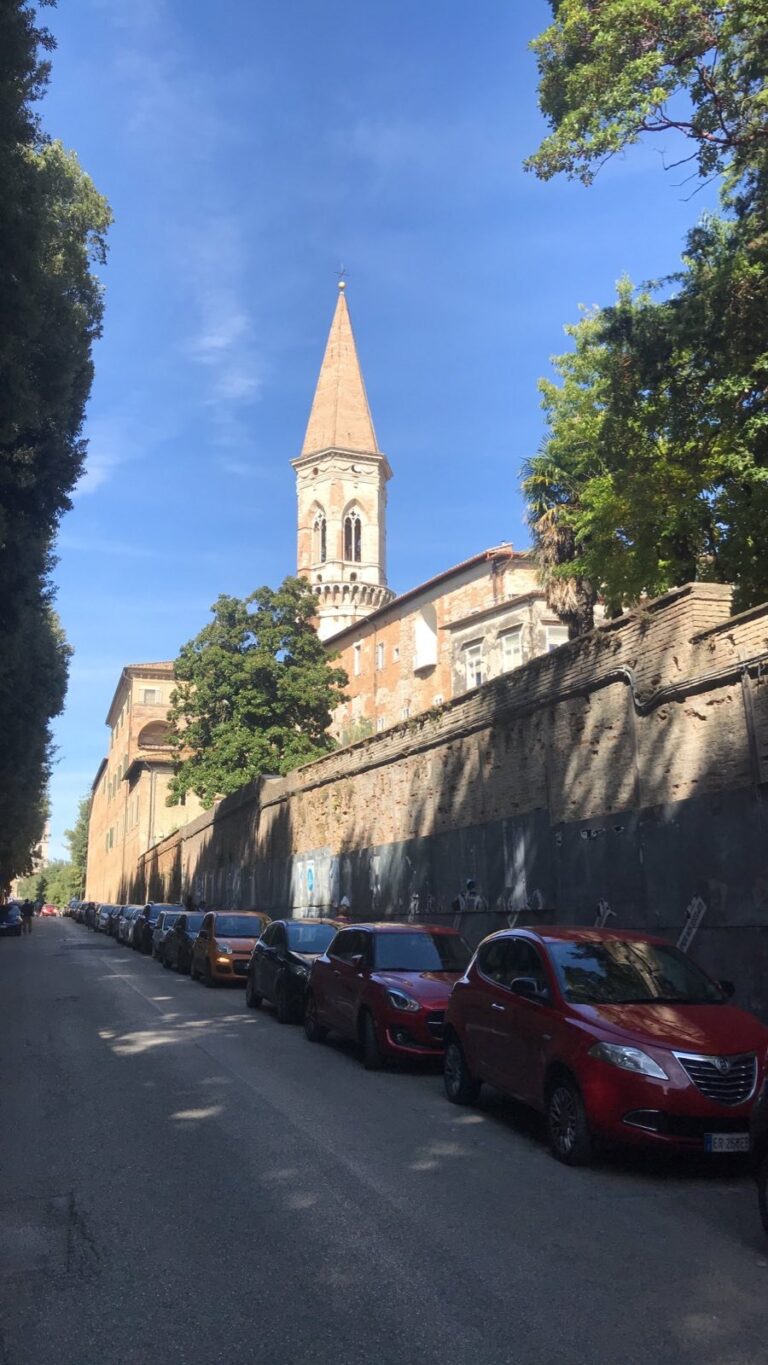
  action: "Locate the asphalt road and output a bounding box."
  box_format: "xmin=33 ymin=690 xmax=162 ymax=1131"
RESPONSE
xmin=1 ymin=917 xmax=767 ymax=1365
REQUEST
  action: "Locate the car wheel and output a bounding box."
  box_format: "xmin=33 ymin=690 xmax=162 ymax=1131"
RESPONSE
xmin=304 ymin=993 xmax=327 ymax=1043
xmin=547 ymin=1077 xmax=593 ymax=1166
xmin=203 ymin=960 xmax=215 ymax=987
xmin=188 ymin=955 xmax=197 ymax=979
xmin=360 ymin=1010 xmax=383 ymax=1071
xmin=245 ymin=973 xmax=262 ymax=1010
xmin=444 ymin=1039 xmax=481 ymax=1106
xmin=758 ymin=1155 xmax=768 ymax=1239
xmin=276 ymin=978 xmax=292 ymax=1024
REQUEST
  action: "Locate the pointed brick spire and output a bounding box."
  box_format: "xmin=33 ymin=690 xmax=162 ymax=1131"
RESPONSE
xmin=301 ymin=284 xmax=379 ymax=456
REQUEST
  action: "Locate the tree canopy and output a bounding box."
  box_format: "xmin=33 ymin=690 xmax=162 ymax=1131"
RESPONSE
xmin=167 ymin=578 xmax=348 ymax=808
xmin=523 ymin=0 xmax=768 ymax=623
xmin=0 ymin=2 xmax=110 ymax=886
xmin=526 ymin=1 xmax=768 ymax=194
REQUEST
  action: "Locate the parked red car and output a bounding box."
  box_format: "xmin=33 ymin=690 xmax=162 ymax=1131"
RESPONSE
xmin=305 ymin=923 xmax=472 ymax=1068
xmin=444 ymin=927 xmax=768 ymax=1165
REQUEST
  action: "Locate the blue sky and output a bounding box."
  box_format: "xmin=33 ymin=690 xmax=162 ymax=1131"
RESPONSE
xmin=43 ymin=0 xmax=718 ymax=857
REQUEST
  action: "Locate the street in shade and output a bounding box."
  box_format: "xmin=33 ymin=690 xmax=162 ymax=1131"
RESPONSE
xmin=1 ymin=909 xmax=768 ymax=1365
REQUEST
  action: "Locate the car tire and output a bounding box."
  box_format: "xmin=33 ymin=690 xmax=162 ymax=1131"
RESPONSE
xmin=547 ymin=1077 xmax=593 ymax=1166
xmin=276 ymin=978 xmax=292 ymax=1024
xmin=245 ymin=973 xmax=262 ymax=1010
xmin=444 ymin=1039 xmax=481 ymax=1106
xmin=189 ymin=956 xmax=198 ymax=980
xmin=360 ymin=1010 xmax=383 ymax=1071
xmin=758 ymin=1155 xmax=768 ymax=1239
xmin=162 ymin=951 xmax=171 ymax=969
xmin=203 ymin=960 xmax=215 ymax=988
xmin=304 ymin=993 xmax=327 ymax=1043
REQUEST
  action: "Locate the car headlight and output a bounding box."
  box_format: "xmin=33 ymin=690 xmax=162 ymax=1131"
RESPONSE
xmin=215 ymin=942 xmax=231 ymax=954
xmin=589 ymin=1041 xmax=668 ymax=1080
xmin=386 ymin=989 xmax=420 ymax=1012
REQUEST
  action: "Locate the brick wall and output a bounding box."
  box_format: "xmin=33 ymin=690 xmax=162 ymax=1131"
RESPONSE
xmin=133 ymin=583 xmax=768 ymax=1013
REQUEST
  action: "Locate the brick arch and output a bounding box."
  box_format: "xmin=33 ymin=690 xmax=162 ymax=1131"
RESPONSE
xmin=138 ymin=720 xmax=171 ymax=750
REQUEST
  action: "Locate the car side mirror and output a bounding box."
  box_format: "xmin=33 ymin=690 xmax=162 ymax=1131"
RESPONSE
xmin=350 ymin=954 xmax=365 ymax=971
xmin=510 ymin=976 xmax=548 ymax=1002
xmin=718 ymin=979 xmax=735 ymax=999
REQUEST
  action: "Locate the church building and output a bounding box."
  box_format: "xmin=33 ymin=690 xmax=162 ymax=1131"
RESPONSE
xmin=294 ymin=284 xmax=566 ymax=743
xmin=84 ymin=286 xmax=566 ymax=901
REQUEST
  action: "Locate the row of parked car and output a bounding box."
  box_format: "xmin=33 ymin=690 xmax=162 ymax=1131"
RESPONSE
xmin=68 ymin=899 xmax=768 ymax=1231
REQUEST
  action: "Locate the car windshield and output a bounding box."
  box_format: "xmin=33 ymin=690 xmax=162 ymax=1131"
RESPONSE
xmin=548 ymin=939 xmax=725 ymax=1005
xmin=215 ymin=916 xmax=263 ymax=938
xmin=286 ymin=922 xmax=337 ymax=954
xmin=183 ymin=914 xmax=204 ymax=933
xmin=374 ymin=932 xmax=471 ymax=973
xmin=159 ymin=913 xmax=181 ymax=929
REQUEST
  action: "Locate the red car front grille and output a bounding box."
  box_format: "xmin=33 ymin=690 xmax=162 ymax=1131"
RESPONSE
xmin=675 ymin=1052 xmax=757 ymax=1106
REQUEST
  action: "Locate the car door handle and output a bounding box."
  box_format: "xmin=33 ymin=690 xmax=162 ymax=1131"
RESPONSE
xmin=491 ymin=1002 xmax=505 ymax=1012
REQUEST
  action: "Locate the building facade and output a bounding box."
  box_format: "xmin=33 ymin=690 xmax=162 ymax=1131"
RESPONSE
xmin=85 ymin=663 xmax=204 ymax=902
xmin=329 ymin=546 xmax=567 ymax=743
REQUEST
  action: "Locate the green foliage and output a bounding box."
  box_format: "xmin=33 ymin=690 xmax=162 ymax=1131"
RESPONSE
xmin=526 ymin=1 xmax=768 ymax=193
xmin=523 ymin=0 xmax=768 ymax=622
xmin=167 ymin=577 xmax=348 ymax=808
xmin=16 ymin=859 xmax=78 ymax=906
xmin=0 ymin=2 xmax=111 ymax=886
xmin=526 ymin=218 xmax=768 ymax=616
xmin=64 ymin=794 xmax=90 ymax=898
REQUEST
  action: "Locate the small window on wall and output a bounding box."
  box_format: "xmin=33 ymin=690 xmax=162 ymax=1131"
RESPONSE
xmin=393 ymin=645 xmax=400 ymax=663
xmin=142 ymin=688 xmax=161 ymax=704
xmin=500 ymin=627 xmax=523 ymax=672
xmin=375 ymin=642 xmax=385 ymax=671
xmin=413 ymin=604 xmax=438 ymax=671
xmin=464 ymin=641 xmax=485 ymax=689
xmin=353 ymin=643 xmax=362 ymax=677
xmin=545 ymin=625 xmax=569 ymax=653
xmin=401 ymin=704 xmax=411 ymax=720
xmin=376 ymin=715 xmax=385 ymax=732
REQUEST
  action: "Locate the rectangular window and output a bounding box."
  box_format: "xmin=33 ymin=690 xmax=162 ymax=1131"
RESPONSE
xmin=353 ymin=643 xmax=362 ymax=677
xmin=433 ymin=693 xmax=444 ymax=706
xmin=393 ymin=646 xmax=400 ymax=662
xmin=464 ymin=642 xmax=485 ymax=690
xmin=401 ymin=704 xmax=410 ymax=720
xmin=500 ymin=627 xmax=523 ymax=672
xmin=376 ymin=715 xmax=385 ymax=732
xmin=375 ymin=642 xmax=385 ymax=671
xmin=545 ymin=625 xmax=569 ymax=653
xmin=142 ymin=687 xmax=160 ymax=704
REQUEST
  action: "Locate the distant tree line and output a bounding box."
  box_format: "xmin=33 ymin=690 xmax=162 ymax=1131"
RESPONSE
xmin=14 ymin=792 xmax=90 ymax=905
xmin=0 ymin=2 xmax=110 ymax=887
xmin=523 ymin=1 xmax=768 ymax=633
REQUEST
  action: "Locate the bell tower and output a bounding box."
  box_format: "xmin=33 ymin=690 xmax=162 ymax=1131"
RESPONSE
xmin=292 ymin=283 xmax=394 ymax=640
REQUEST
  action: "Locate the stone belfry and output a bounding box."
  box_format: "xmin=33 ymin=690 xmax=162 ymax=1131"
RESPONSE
xmin=292 ymin=282 xmax=395 ymax=640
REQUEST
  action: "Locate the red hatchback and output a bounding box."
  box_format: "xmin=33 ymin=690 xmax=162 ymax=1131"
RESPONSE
xmin=304 ymin=923 xmax=472 ymax=1069
xmin=444 ymin=927 xmax=768 ymax=1165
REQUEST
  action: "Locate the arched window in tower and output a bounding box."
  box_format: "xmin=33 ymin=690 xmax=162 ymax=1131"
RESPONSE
xmin=343 ymin=509 xmax=362 ymax=563
xmin=312 ymin=510 xmax=327 ymax=564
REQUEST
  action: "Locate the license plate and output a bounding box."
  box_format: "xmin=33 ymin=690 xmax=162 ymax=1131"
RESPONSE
xmin=704 ymin=1133 xmax=750 ymax=1154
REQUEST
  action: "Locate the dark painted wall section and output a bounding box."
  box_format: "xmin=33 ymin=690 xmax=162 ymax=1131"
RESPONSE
xmin=182 ymin=781 xmax=768 ymax=1017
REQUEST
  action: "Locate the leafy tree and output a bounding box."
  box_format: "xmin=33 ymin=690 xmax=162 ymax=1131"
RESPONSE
xmin=167 ymin=577 xmax=348 ymax=808
xmin=526 ymin=1 xmax=768 ymax=193
xmin=64 ymin=794 xmax=90 ymax=898
xmin=0 ymin=2 xmax=111 ymax=886
xmin=523 ymin=1 xmax=768 ymax=621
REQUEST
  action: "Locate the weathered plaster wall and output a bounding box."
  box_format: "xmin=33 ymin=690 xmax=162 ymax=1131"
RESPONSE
xmin=132 ymin=584 xmax=768 ymax=1014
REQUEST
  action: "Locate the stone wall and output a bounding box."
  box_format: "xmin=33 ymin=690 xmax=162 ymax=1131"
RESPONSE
xmin=131 ymin=583 xmax=768 ymax=1015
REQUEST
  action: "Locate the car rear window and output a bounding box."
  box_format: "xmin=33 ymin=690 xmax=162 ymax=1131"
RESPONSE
xmin=373 ymin=932 xmax=471 ymax=973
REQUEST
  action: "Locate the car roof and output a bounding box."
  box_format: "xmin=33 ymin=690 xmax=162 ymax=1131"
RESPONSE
xmin=278 ymin=917 xmax=339 ymax=927
xmin=342 ymin=922 xmax=462 ymax=935
xmin=485 ymin=925 xmax=670 ymax=947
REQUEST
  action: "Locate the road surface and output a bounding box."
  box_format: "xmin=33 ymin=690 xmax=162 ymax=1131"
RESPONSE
xmin=1 ymin=917 xmax=767 ymax=1364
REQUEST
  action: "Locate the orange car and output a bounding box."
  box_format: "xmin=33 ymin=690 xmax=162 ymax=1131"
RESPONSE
xmin=189 ymin=909 xmax=271 ymax=985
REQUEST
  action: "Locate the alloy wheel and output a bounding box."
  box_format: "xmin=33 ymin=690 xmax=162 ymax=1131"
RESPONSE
xmin=549 ymin=1086 xmax=577 ymax=1157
